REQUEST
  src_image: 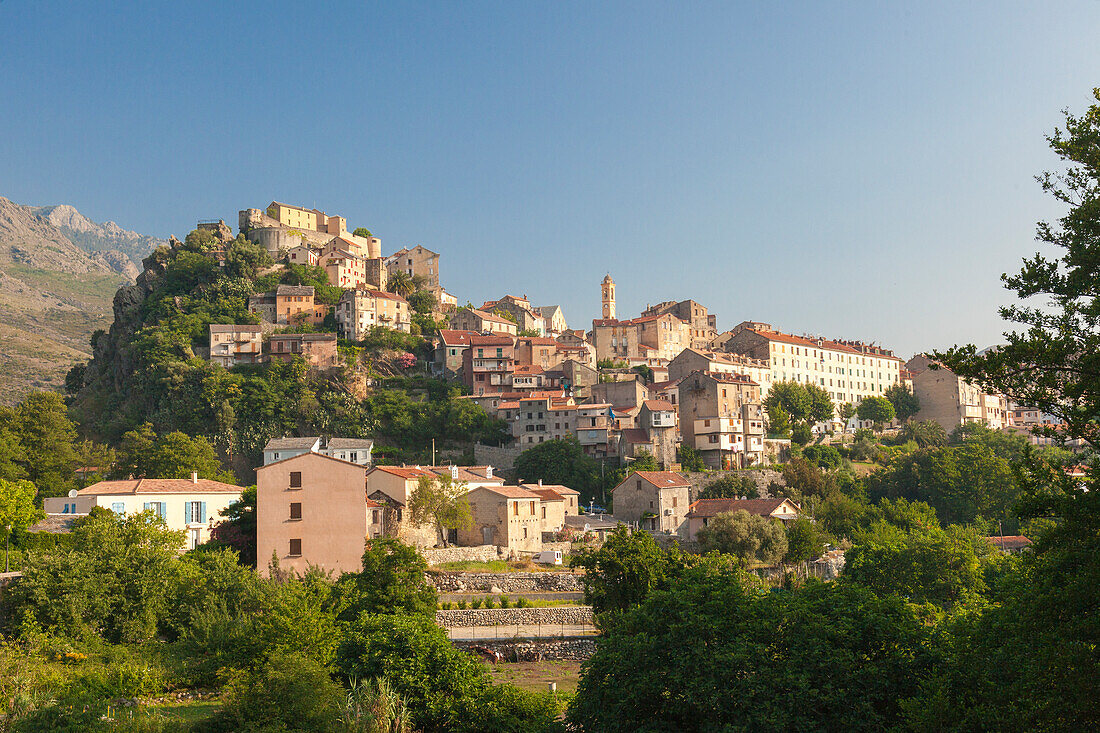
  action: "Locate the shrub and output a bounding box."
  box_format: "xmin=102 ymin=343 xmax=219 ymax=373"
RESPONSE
xmin=516 ymin=597 xmax=532 ymax=608
xmin=499 ymin=595 xmax=511 ymax=609
xmin=458 ymin=600 xmax=469 ymax=610
xmin=210 ymin=650 xmax=345 ymax=732
xmin=471 ymin=598 xmax=483 ymax=609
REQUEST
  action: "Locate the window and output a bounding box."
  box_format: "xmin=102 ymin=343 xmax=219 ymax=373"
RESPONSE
xmin=290 ymin=471 xmax=302 ymax=488
xmin=530 ymin=501 xmax=536 ymax=515
xmin=541 ymin=507 xmax=547 ymax=519
xmin=143 ymin=501 xmax=166 ymax=520
xmin=673 ymin=496 xmax=678 ymax=508
xmin=350 ymin=452 xmax=357 ymax=462
xmin=513 ymin=502 xmax=519 ymax=516
xmin=111 ymin=501 xmax=125 ymax=515
xmin=289 ymin=539 xmax=302 ymax=557
xmin=290 ymin=502 xmax=302 ymax=520
xmin=185 ymin=501 xmax=205 ymax=524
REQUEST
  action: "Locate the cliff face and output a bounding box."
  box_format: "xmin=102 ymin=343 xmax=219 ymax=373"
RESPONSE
xmin=0 ymin=197 xmax=166 ymax=403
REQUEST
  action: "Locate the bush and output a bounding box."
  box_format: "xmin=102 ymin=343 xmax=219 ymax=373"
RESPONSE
xmin=499 ymin=595 xmax=511 ymax=609
xmin=211 ymin=650 xmax=345 ymax=732
xmin=458 ymin=600 xmax=469 ymax=610
xmin=471 ymin=598 xmax=483 ymax=609
xmin=516 ymin=597 xmax=532 ymax=608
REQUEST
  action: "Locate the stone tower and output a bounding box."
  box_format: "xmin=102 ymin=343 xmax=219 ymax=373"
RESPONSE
xmin=601 ymin=274 xmax=616 ymax=320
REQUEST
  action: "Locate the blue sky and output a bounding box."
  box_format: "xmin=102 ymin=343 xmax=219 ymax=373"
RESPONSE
xmin=2 ymin=1 xmax=1099 ymax=357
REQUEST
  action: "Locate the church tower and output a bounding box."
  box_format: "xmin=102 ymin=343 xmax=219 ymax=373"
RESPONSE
xmin=601 ymin=274 xmax=616 ymax=320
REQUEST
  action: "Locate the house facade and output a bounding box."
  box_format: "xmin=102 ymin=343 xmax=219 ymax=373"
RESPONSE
xmin=610 ymin=471 xmax=690 ymax=536
xmin=449 ymin=308 xmax=518 ymax=336
xmin=458 ymin=485 xmax=543 ymax=553
xmin=209 ymin=324 xmax=263 ymax=367
xmin=462 ymin=334 xmax=516 ymax=396
xmin=685 ymin=497 xmax=800 ymax=541
xmin=267 ymin=333 xmax=339 ymax=369
xmin=677 ymin=370 xmax=765 ymax=468
xmin=262 ymin=436 xmax=374 ymax=466
xmin=44 ymin=476 xmax=244 ymax=551
xmin=336 ymin=288 xmax=412 ymax=339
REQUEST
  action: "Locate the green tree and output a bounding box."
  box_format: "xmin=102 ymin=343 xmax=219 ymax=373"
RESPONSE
xmin=790 ymin=421 xmax=813 ymax=445
xmin=695 ymin=510 xmax=788 ymax=566
xmin=0 ymin=479 xmax=44 ymax=546
xmin=569 ymin=526 xmax=687 ymax=619
xmin=6 ymin=391 xmax=78 ymax=496
xmin=208 ymin=485 xmax=257 ymax=566
xmin=804 ymin=382 xmax=835 ymax=424
xmin=567 ymin=564 xmax=929 ymax=732
xmin=784 ymin=515 xmax=825 ymax=563
xmin=213 ymin=650 xmax=346 ymax=733
xmin=676 ymin=446 xmax=706 ymax=472
xmin=780 ymin=457 xmax=836 ymax=501
xmin=407 ymin=289 xmax=437 ymax=314
xmin=884 ymin=383 xmax=920 ymax=422
xmin=338 ymin=538 xmax=437 ymax=620
xmin=765 ymin=381 xmax=811 ymax=423
xmin=10 ymin=508 xmax=185 ymax=643
xmin=386 ymin=271 xmax=415 ymax=298
xmin=801 ymin=444 xmax=842 ymax=469
xmin=514 ymin=437 xmax=597 ymax=500
xmin=626 ymin=450 xmax=658 ymax=473
xmin=114 ymin=423 xmax=233 ymax=481
xmin=900 ymin=419 xmax=948 ymax=449
xmin=697 ymin=474 xmax=760 ymax=500
xmin=839 ymin=401 xmax=856 ymax=422
xmin=857 ymin=396 xmax=895 ymax=428
xmin=224 ymin=235 xmax=273 ymax=280
xmin=767 ymin=403 xmax=791 ymax=437
xmin=353 ymin=227 xmax=373 ymax=238
xmin=408 ymin=474 xmax=473 ymax=547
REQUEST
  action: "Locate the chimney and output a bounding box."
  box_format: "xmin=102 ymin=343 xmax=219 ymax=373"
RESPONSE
xmin=538 ymin=478 xmax=543 ymax=486
xmin=486 ymin=465 xmax=493 ymax=479
xmin=450 ymin=465 xmax=459 ymax=480
xmin=191 ymin=471 xmax=198 ymax=484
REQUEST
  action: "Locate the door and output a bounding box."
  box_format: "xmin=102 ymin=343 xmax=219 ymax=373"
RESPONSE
xmin=481 ymin=526 xmax=494 ymax=545
xmin=189 ymin=528 xmax=202 ymax=550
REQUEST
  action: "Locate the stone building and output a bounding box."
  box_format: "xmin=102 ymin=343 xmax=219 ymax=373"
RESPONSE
xmin=481 ymin=295 xmax=543 ymax=334
xmin=336 ymin=288 xmax=411 ymax=339
xmin=536 ymin=305 xmax=568 ymax=336
xmin=591 ymin=312 xmax=691 ymax=363
xmin=685 ymin=497 xmax=800 ymax=542
xmin=386 ymin=245 xmax=440 ymax=291
xmin=449 ymin=308 xmax=518 ymax=336
xmin=248 ymin=285 xmax=328 ymax=326
xmin=463 ymin=334 xmax=516 ymax=396
xmin=677 ymin=370 xmax=765 ymax=468
xmin=262 ymin=436 xmax=374 ymax=466
xmin=610 ymin=471 xmax=690 ymax=536
xmin=906 ymin=355 xmax=1006 ymax=434
xmin=718 ymin=321 xmax=902 ymax=414
xmin=514 ymin=336 xmax=559 ymax=369
xmin=641 ymin=300 xmax=717 ymax=349
xmin=209 ymin=324 xmax=263 ymax=367
xmin=267 ymin=333 xmax=339 ymax=369
xmin=432 ymin=329 xmax=479 ymax=379
xmin=667 ymin=348 xmax=771 ymax=395
xmin=459 ymin=485 xmax=543 ymax=553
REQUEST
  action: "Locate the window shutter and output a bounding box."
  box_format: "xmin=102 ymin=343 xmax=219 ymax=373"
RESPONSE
xmin=184 ymin=502 xmax=191 ymax=524
xmin=144 ymin=502 xmax=152 ymax=512
xmin=200 ymin=502 xmax=207 ymax=524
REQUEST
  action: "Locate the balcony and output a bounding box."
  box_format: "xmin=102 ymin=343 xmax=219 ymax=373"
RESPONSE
xmin=694 ymin=417 xmax=742 ymax=434
xmin=694 ymin=433 xmax=743 ymax=451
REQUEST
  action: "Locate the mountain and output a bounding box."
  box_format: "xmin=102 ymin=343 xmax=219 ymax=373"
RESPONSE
xmin=0 ymin=197 xmax=167 ymax=403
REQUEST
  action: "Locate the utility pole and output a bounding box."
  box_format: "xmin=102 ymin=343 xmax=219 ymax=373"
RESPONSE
xmin=4 ymin=524 xmax=10 ymax=573
xmin=432 ymin=438 xmax=436 ymax=466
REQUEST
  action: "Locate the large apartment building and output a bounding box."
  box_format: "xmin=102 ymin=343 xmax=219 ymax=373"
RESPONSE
xmin=667 ymin=348 xmax=771 ymax=395
xmin=677 ymin=370 xmax=765 ymax=468
xmin=336 ymin=288 xmax=412 ymax=339
xmin=905 ymin=355 xmax=1008 ymax=433
xmin=718 ymin=322 xmax=902 ymax=413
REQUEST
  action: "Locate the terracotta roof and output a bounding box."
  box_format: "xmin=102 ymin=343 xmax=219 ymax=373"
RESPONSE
xmin=591 ymin=319 xmax=622 ymax=327
xmin=518 ymin=337 xmax=558 ymax=345
xmin=461 ymin=308 xmax=514 ymax=326
xmin=210 ymin=324 xmax=263 ymax=334
xmin=364 ymin=497 xmax=381 ymax=508
xmin=619 ymin=471 xmax=690 ymax=490
xmin=687 ymin=498 xmax=795 ymax=519
xmin=28 ymin=515 xmax=81 ymax=533
xmin=643 ymin=399 xmax=676 ymax=412
xmin=528 ymin=488 xmax=565 ymax=502
xmin=275 ymin=284 xmax=315 ymax=297
xmin=369 ymin=465 xmax=436 ymax=480
xmin=513 ymin=365 xmax=545 ymax=375
xmin=469 ymin=334 xmax=514 ymax=346
xmin=368 ymin=290 xmax=408 ymax=303
xmin=519 ymin=483 xmax=578 ymax=495
xmin=438 ymin=330 xmax=478 ymax=346
xmin=987 ymin=535 xmax=1033 ymax=551
xmin=648 ymin=379 xmax=682 ymax=392
xmin=77 ymin=478 xmax=243 ymax=496
xmin=621 ymin=428 xmax=650 ymax=444
xmin=476 ymin=485 xmax=542 ymax=499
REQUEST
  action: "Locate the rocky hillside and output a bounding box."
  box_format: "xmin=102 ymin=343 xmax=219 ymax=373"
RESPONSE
xmin=0 ymin=197 xmax=166 ymax=402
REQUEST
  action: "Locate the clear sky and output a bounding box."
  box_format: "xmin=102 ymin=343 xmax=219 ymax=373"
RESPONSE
xmin=3 ymin=1 xmax=1099 ymax=357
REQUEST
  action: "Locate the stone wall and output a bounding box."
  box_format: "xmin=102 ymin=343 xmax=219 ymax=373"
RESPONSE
xmin=421 ymin=545 xmax=506 ymax=565
xmin=436 ymin=605 xmax=593 ymax=627
xmin=454 ymin=638 xmax=596 ymax=662
xmin=680 ymin=468 xmax=784 ymax=501
xmin=473 ymin=443 xmax=525 ymax=472
xmin=429 ymin=571 xmax=583 ymax=594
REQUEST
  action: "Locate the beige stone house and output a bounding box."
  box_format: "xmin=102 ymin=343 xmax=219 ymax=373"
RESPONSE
xmin=267 ymin=333 xmax=339 ymax=369
xmin=482 ymin=295 xmax=543 ymax=334
xmin=256 ymin=452 xmax=382 ymax=576
xmin=432 ymin=329 xmax=479 ymax=379
xmin=248 ymin=284 xmax=328 ymax=326
xmin=640 ymin=300 xmax=717 ymax=349
xmin=386 ymin=245 xmax=440 ymax=291
xmin=667 ymin=348 xmax=772 ymax=396
xmin=536 ymin=305 xmax=568 ymax=336
xmin=685 ymin=497 xmax=800 ymax=542
xmin=906 ymin=355 xmax=1005 ymax=434
xmin=520 ymin=481 xmax=581 ymax=533
xmin=677 ymin=370 xmax=765 ymax=468
xmin=44 ymin=476 xmax=244 ymax=551
xmin=591 ymin=312 xmax=692 ymax=363
xmin=266 ymin=201 xmax=348 ymax=236
xmin=336 ymin=287 xmax=412 ymax=339
xmin=610 ymin=471 xmax=690 ymax=536
xmin=458 ymin=485 xmax=543 ymax=553
xmin=209 ymin=324 xmax=263 ymax=367
xmin=449 ymin=307 xmax=518 ymax=336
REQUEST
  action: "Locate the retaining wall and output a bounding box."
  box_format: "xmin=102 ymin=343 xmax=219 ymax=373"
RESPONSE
xmin=455 ymin=638 xmax=596 ymax=662
xmin=473 ymin=443 xmax=525 ymax=471
xmin=429 ymin=571 xmax=583 ymax=594
xmin=436 ymin=606 xmax=593 ymax=627
xmin=421 ymin=545 xmax=506 ymax=565
xmin=680 ymin=468 xmax=785 ymax=501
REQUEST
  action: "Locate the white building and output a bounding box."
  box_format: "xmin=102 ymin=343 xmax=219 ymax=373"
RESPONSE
xmin=262 ymin=436 xmax=374 ymax=466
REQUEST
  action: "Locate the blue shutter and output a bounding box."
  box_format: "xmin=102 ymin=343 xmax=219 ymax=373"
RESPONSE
xmin=158 ymin=502 xmax=166 ymax=520
xmin=184 ymin=502 xmax=191 ymax=524
xmin=199 ymin=502 xmax=207 ymax=524
xmin=111 ymin=502 xmax=125 ymax=515
xmin=144 ymin=502 xmax=152 ymax=512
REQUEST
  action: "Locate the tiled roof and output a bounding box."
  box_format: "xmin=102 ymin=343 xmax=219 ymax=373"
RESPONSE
xmin=370 ymin=466 xmax=436 ymax=480
xmin=265 ymin=437 xmax=321 ymax=451
xmin=513 ymin=365 xmax=544 ymax=375
xmin=275 ymin=284 xmax=315 ymax=297
xmin=518 ymin=337 xmax=558 ymax=345
xmin=477 ymin=485 xmax=541 ymax=499
xmin=643 ymin=399 xmax=676 ymax=412
xmin=210 ymin=324 xmax=263 ymax=334
xmin=527 ymin=488 xmax=565 ymax=502
xmin=461 ymin=308 xmax=514 ymax=326
xmin=326 ymin=438 xmax=374 ymax=450
xmin=77 ymin=478 xmax=243 ymax=496
xmin=988 ymin=535 xmax=1033 ymax=551
xmin=648 ymin=378 xmax=682 ymax=392
xmin=621 ymin=428 xmax=650 ymax=444
xmin=368 ymin=290 xmax=408 ymax=303
xmin=622 ymin=471 xmax=690 ymax=489
xmin=469 ymin=334 xmax=514 ymax=346
xmin=519 ymin=483 xmax=578 ymax=495
xmin=438 ymin=330 xmax=478 ymax=346
xmin=687 ymin=498 xmax=793 ymax=519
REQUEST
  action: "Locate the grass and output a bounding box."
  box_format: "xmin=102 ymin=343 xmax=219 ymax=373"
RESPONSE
xmin=145 ymin=700 xmax=220 ymax=723
xmin=485 ymin=660 xmax=583 ymax=695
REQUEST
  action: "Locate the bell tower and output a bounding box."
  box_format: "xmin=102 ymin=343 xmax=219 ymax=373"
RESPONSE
xmin=601 ymin=274 xmax=616 ymax=320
